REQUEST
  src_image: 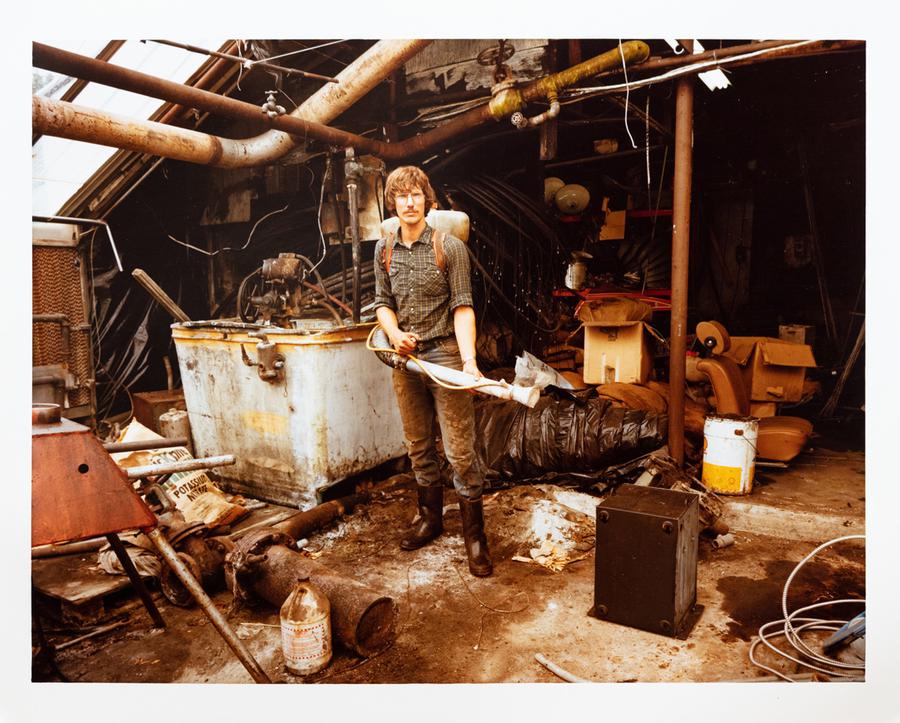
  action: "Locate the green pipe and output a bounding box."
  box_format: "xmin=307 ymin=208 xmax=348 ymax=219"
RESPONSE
xmin=488 ymin=40 xmax=651 ymax=121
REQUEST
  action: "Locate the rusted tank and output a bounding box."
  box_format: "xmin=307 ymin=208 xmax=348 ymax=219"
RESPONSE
xmin=172 ymin=320 xmax=405 ymax=508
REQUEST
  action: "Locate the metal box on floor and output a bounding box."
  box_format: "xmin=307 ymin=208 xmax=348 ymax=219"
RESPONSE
xmin=590 ymin=484 xmax=701 ymax=638
xmin=172 ymin=321 xmax=406 ymax=509
xmin=132 ymin=389 xmax=186 ymax=434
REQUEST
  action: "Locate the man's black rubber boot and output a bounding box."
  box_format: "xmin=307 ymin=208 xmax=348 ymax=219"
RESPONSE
xmin=400 ymin=485 xmax=444 ymax=551
xmin=458 ymin=495 xmax=493 ymax=577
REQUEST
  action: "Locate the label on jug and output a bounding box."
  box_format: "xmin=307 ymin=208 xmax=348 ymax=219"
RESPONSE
xmin=281 ymin=616 xmax=331 ymax=674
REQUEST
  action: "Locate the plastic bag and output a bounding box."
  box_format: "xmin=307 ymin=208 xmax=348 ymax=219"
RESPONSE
xmin=474 ymin=393 xmax=667 ymax=480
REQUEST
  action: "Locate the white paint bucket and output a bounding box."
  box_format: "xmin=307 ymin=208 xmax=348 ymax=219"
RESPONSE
xmin=280 ymin=582 xmax=332 ymax=675
xmin=701 ymin=414 xmax=759 ymax=495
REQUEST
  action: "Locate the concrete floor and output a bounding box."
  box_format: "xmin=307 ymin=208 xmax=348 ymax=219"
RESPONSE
xmin=23 ymin=435 xmax=889 ymax=722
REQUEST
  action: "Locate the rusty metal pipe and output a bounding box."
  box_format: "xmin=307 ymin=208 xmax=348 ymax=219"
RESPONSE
xmin=272 ymin=492 xmax=370 ymax=541
xmin=245 ymin=544 xmax=397 ymax=657
xmin=597 ymin=39 xmax=863 ymax=80
xmin=386 ymin=42 xmax=651 ymax=159
xmin=34 ymin=39 xmax=859 ymax=168
xmin=32 ymin=40 xmax=647 ymax=164
xmin=103 ymin=436 xmax=189 ymax=453
xmin=124 ymin=454 xmax=235 ymax=480
xmin=32 ymin=537 xmax=106 ymax=559
xmin=345 ymin=151 xmax=363 ymax=323
xmin=153 ymin=41 xmax=240 ymax=127
xmin=32 ymin=42 xmax=368 ymax=147
xmin=160 ymin=533 xmax=233 ymax=607
xmin=34 ymin=40 xmax=431 ymax=166
xmin=214 ymin=39 xmax=431 ymax=167
xmin=147 ymin=528 xmax=271 ymax=683
xmin=33 ymin=95 xmax=228 ymax=165
xmin=529 ymin=41 xmax=649 ymax=100
xmin=667 ymin=41 xmax=695 ymax=467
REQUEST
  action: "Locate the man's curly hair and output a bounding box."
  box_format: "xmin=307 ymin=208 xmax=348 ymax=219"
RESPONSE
xmin=384 ymin=166 xmax=437 ymax=214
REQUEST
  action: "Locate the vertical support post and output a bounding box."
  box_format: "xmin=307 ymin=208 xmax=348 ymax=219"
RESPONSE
xmin=344 ymin=149 xmax=362 ymax=323
xmin=205 ymin=228 xmax=217 ymax=316
xmin=797 ymin=136 xmax=838 ymax=348
xmin=540 ymin=42 xmax=558 ymax=162
xmin=568 ymin=39 xmax=582 ymax=66
xmin=667 ymin=41 xmax=695 ymax=467
xmin=384 ymin=69 xmax=402 ymax=144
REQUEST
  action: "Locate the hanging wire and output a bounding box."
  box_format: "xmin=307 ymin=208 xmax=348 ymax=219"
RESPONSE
xmin=246 ymin=39 xmax=349 ymax=65
xmin=166 ymin=205 xmax=290 ymax=257
xmin=310 ymin=155 xmax=332 ymax=274
xmin=276 ymin=88 xmax=299 ymax=110
xmin=399 ymin=97 xmax=490 ymax=126
xmin=564 ymin=40 xmax=817 ymax=104
xmin=235 ymin=40 xmax=245 ymax=91
xmin=645 ymin=92 xmax=652 ymax=204
xmin=618 ymin=39 xmax=637 ymax=149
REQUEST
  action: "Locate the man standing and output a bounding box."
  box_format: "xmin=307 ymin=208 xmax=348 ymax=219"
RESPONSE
xmin=373 ymin=166 xmax=492 ymax=577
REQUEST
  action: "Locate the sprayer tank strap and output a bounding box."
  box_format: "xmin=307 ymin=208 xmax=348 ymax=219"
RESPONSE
xmin=384 ymin=228 xmax=447 ymax=276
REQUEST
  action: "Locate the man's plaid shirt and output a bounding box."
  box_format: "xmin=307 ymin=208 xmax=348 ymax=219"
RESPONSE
xmin=373 ymin=224 xmax=474 ymax=342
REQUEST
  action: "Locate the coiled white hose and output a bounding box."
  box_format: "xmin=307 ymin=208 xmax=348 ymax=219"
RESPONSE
xmin=749 ymin=534 xmax=865 ymax=682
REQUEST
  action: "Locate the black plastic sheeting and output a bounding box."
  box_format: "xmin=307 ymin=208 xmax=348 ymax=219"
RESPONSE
xmin=473 ymin=393 xmax=667 ymax=481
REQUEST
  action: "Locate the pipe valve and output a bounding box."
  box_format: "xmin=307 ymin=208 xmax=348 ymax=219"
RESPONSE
xmin=261 ymin=91 xmax=286 ymax=119
xmin=510 ymin=112 xmax=529 ymax=129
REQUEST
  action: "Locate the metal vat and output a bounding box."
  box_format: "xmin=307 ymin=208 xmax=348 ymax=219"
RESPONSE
xmin=172 ymin=320 xmax=405 ymax=508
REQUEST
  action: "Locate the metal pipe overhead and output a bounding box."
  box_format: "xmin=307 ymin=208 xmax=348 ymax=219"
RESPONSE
xmin=32 ymin=40 xmax=649 ymax=165
xmin=595 ymin=39 xmax=863 ymax=80
xmin=667 ymin=41 xmax=695 ymax=467
xmin=32 ymin=40 xmax=418 ymax=163
xmin=33 ymin=38 xmax=857 ymax=171
xmin=33 ymin=94 xmax=230 ymax=164
xmin=214 ymin=39 xmax=431 ymax=166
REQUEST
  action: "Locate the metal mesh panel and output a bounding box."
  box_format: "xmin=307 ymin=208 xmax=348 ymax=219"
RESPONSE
xmin=32 ymin=246 xmax=93 ymax=409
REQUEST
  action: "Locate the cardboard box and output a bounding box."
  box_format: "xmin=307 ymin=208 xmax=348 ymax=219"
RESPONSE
xmin=578 ymin=298 xmax=655 ymax=385
xmin=779 ymin=324 xmax=816 ymax=347
xmin=583 ymin=322 xmax=653 ymax=384
xmin=723 ymin=337 xmax=816 ymax=403
xmin=749 ymin=402 xmax=777 ymax=418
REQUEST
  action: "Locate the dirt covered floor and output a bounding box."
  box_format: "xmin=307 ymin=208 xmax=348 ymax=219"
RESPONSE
xmin=31 ymin=440 xmax=869 ymax=688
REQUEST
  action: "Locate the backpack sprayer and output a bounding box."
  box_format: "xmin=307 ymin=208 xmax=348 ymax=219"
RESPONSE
xmin=367 ymin=326 xmax=539 ymax=408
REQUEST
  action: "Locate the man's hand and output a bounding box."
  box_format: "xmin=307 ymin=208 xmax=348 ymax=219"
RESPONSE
xmin=462 ymin=358 xmax=482 ymax=380
xmin=389 ymin=329 xmax=420 ymax=355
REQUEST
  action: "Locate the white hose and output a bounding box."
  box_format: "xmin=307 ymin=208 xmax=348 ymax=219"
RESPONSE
xmin=408 ymin=358 xmax=539 ymax=408
xmin=367 ymin=324 xmax=540 ymax=407
xmin=534 ymin=653 xmax=590 ymax=683
xmin=749 ymin=535 xmax=865 ymax=682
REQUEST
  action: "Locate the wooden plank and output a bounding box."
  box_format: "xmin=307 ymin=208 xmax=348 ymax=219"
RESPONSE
xmin=32 ymin=554 xmax=130 ymax=605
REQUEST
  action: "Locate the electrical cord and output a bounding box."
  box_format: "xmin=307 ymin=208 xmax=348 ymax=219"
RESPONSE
xmin=166 ymin=204 xmax=290 ymax=257
xmin=311 ymin=156 xmax=331 ymax=274
xmin=748 ymin=534 xmax=865 ymax=682
xmin=563 ymin=40 xmax=818 ymax=105
xmin=618 ymin=39 xmax=637 ymax=149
